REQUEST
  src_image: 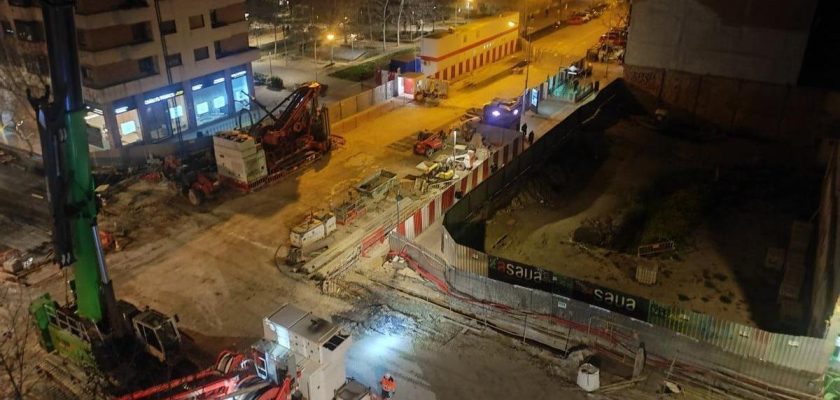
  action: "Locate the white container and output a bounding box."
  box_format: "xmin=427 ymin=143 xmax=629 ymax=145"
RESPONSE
xmin=215 ymin=147 xmax=268 ymax=184
xmin=576 ymin=363 xmax=600 ymax=392
xmin=213 ymin=132 xmax=260 ymax=157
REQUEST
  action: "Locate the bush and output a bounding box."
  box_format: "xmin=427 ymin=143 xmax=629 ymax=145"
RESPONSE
xmin=254 ymin=72 xmax=268 ymax=86
xmin=330 ymin=62 xmax=378 ymax=81
xmin=267 ymin=76 xmax=284 ymax=90
xmin=640 ymin=183 xmax=711 ymax=244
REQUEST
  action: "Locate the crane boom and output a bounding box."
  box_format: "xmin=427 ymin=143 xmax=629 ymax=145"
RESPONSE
xmin=33 ymin=0 xmax=111 ymax=324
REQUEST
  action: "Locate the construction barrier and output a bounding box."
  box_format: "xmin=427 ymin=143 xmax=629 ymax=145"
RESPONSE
xmin=390 ymin=233 xmax=834 ymax=399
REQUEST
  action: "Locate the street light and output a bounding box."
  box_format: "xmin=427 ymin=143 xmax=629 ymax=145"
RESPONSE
xmin=326 ymin=33 xmax=335 ymax=62
xmin=452 ymin=129 xmax=457 ymax=162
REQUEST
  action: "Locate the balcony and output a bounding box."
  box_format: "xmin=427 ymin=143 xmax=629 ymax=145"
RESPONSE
xmin=8 ymin=0 xmax=35 ymax=7
xmin=213 ymin=33 xmax=254 ymax=59
xmin=78 ymin=39 xmax=158 ymax=68
xmin=76 ymin=0 xmax=149 ymax=16
xmin=216 ymin=45 xmax=257 ymax=60
xmin=210 ymin=3 xmax=246 ymax=28
xmin=75 ymin=2 xmax=153 ymax=30
xmin=78 ymin=22 xmax=153 ymax=52
xmin=81 ymin=56 xmax=159 ymax=90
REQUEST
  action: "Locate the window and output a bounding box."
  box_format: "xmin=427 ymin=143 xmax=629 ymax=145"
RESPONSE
xmin=9 ymin=0 xmax=34 ymax=7
xmin=14 ymin=20 xmax=42 ymax=42
xmin=191 ymin=75 xmax=229 ymax=126
xmin=77 ymin=32 xmax=88 ymax=49
xmin=81 ymin=66 xmax=93 ymax=80
xmin=231 ymin=70 xmax=250 ymax=112
xmin=193 ymin=47 xmax=209 ymax=61
xmin=159 ymin=20 xmax=176 ymax=35
xmin=138 ymin=56 xmax=155 ymax=73
xmin=189 ymin=14 xmax=204 ymax=30
xmin=1 ymin=21 xmax=13 ymax=36
xmin=22 ymin=54 xmax=45 ymax=74
xmin=165 ymin=53 xmax=182 ymax=67
xmin=131 ymin=22 xmax=150 ymax=42
xmin=210 ymin=10 xmax=221 ymax=27
xmin=115 ymin=102 xmax=142 ymax=146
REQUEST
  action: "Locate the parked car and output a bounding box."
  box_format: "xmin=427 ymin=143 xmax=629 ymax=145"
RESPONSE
xmin=599 ymin=31 xmax=627 ymax=47
xmin=567 ymin=15 xmax=586 ymax=25
xmin=253 ymin=72 xmax=268 ymax=86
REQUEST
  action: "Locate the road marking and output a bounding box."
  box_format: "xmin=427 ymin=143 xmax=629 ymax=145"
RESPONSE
xmin=221 ymin=230 xmax=276 ymax=252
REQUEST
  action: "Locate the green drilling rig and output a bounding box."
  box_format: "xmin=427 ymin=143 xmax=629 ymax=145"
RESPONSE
xmin=27 ymin=0 xmax=183 ymax=388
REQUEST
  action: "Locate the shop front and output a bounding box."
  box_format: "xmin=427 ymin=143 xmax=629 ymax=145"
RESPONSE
xmin=83 ymin=105 xmax=110 ymax=150
xmin=231 ymin=66 xmax=250 ymax=113
xmin=114 ymin=98 xmax=142 ymax=146
xmin=140 ymin=84 xmax=189 ymax=142
xmin=191 ymin=72 xmax=231 ymax=127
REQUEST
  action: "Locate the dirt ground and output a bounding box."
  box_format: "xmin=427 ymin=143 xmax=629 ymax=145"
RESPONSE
xmin=483 ymin=103 xmax=822 ymax=332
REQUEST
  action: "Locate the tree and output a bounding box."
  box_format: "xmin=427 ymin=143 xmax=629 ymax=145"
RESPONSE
xmin=381 ymin=0 xmax=391 ymax=50
xmin=0 ymin=284 xmax=36 ymax=400
xmin=395 ymin=0 xmax=405 ymax=46
xmin=0 ymin=33 xmax=47 ymax=157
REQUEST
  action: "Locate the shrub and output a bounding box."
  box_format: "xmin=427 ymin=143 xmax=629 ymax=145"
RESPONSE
xmin=268 ymin=76 xmax=284 ymax=90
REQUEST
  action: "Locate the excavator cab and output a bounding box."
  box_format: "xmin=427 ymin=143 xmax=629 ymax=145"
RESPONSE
xmin=131 ymin=309 xmax=181 ymax=364
xmin=117 ymin=300 xmax=181 ymax=364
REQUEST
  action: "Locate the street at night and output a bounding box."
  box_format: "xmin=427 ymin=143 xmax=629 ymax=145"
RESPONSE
xmin=1 ymin=0 xmax=840 ymax=399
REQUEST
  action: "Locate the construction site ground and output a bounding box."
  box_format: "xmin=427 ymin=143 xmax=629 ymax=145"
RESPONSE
xmin=481 ymin=94 xmax=822 ymax=332
xmin=0 ymin=17 xmax=700 ymax=400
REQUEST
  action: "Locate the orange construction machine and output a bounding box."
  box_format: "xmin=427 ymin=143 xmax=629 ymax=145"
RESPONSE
xmin=213 ymin=82 xmax=333 ymax=191
xmin=120 ymin=304 xmax=371 ymax=400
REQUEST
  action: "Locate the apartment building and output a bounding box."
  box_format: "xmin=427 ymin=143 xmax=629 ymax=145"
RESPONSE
xmin=0 ymin=0 xmax=259 ymax=151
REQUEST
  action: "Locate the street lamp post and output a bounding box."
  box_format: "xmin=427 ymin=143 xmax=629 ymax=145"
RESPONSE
xmin=523 ymin=2 xmax=533 ymax=95
xmin=327 ymin=33 xmax=335 ymax=63
xmin=452 ymin=129 xmax=457 ymax=162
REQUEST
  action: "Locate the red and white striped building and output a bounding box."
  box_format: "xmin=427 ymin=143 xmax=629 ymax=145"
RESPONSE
xmin=420 ymin=12 xmax=520 ymax=82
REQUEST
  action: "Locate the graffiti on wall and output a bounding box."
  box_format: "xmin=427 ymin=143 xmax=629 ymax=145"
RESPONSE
xmin=625 ymin=66 xmax=662 ymax=95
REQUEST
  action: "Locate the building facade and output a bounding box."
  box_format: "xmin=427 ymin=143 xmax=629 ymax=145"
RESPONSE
xmin=0 ymin=0 xmax=259 ymax=151
xmin=624 ymin=0 xmax=818 ymax=85
xmin=419 ymin=12 xmax=519 ymax=82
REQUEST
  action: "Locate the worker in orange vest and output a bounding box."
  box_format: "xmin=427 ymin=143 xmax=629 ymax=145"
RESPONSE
xmin=380 ymin=373 xmax=397 ymax=398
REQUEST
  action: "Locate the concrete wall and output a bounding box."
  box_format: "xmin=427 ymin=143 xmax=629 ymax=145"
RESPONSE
xmin=625 ymin=0 xmax=818 ymax=85
xmin=623 ymin=64 xmax=838 ymax=144
xmin=810 ymin=143 xmax=840 ymax=336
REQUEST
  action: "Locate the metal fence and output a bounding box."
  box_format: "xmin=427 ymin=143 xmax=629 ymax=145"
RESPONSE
xmin=327 ymin=81 xmax=401 ymax=135
xmin=391 ymin=233 xmax=834 ymax=399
